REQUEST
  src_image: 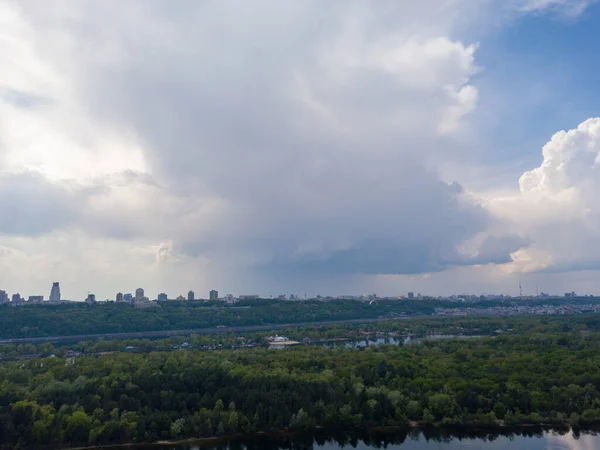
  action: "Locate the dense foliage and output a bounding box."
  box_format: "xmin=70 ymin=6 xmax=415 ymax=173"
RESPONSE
xmin=0 ymin=299 xmax=445 ymax=339
xmin=3 ymin=328 xmax=600 ymax=448
xmin=3 ymin=297 xmax=600 ymax=340
xmin=4 ymin=313 xmax=600 ymax=359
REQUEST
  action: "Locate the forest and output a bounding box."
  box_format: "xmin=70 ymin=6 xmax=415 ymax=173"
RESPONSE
xmin=3 ymin=321 xmax=600 ymax=448
xmin=0 ymin=298 xmax=451 ymax=339
xmin=3 ymin=297 xmax=600 ymax=340
xmin=2 ymin=313 xmax=600 ymax=359
xmin=3 ymin=313 xmax=600 ymax=359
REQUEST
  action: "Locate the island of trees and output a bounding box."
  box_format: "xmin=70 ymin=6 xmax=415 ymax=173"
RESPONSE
xmin=3 ymin=315 xmax=600 ymax=448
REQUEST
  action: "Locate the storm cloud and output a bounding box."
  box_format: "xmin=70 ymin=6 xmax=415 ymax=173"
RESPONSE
xmin=0 ymin=0 xmax=594 ymax=298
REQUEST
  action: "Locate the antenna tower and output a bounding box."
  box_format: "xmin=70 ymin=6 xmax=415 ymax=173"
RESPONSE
xmin=519 ymin=280 xmax=522 ymax=298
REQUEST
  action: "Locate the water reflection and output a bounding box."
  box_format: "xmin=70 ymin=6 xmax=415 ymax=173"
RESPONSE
xmin=116 ymin=428 xmax=600 ymax=450
xmin=547 ymin=430 xmax=599 ymax=450
xmin=341 ymin=334 xmax=489 ymax=349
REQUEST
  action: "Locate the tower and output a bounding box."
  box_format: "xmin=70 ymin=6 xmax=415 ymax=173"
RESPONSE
xmin=50 ymin=282 xmax=61 ymax=302
xmin=519 ymin=279 xmax=522 ymax=298
xmin=135 ymin=288 xmax=144 ymax=300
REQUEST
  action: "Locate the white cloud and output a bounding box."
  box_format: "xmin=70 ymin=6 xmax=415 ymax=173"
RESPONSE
xmin=0 ymin=231 xmax=214 ymax=300
xmin=488 ymin=118 xmax=600 ymax=274
xmin=0 ymin=1 xmax=147 ymax=180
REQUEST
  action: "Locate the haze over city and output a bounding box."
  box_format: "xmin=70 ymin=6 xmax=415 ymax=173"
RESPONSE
xmin=2 ymin=0 xmax=600 ymax=300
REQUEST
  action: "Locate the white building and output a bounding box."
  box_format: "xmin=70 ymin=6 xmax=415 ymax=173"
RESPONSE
xmin=133 ymin=297 xmax=156 ymax=309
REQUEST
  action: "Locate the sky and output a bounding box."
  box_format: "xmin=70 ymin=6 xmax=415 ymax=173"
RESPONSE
xmin=2 ymin=0 xmax=600 ymax=300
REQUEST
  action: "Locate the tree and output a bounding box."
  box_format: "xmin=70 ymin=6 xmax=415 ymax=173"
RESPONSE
xmin=170 ymin=418 xmax=185 ymax=438
xmin=407 ymin=401 xmax=422 ymax=420
xmin=64 ymin=410 xmax=91 ymax=444
xmin=290 ymin=408 xmax=309 ymax=429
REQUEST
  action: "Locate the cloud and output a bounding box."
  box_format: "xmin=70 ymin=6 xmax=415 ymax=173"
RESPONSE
xmin=0 ymin=232 xmax=213 ymax=300
xmin=0 ymin=1 xmax=148 ymax=180
xmin=0 ymin=169 xmax=195 ymax=242
xmin=488 ymin=118 xmax=600 ymax=274
xmin=16 ymin=1 xmax=503 ymax=276
xmin=0 ymin=0 xmax=594 ymax=297
xmin=514 ymin=0 xmax=595 ymax=17
xmin=0 ymin=172 xmax=80 ymax=235
xmin=1 ymin=88 xmax=53 ymax=110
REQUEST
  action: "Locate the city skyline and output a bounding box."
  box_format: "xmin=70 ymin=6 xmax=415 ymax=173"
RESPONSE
xmin=0 ymin=280 xmax=589 ymax=304
xmin=2 ymin=2 xmax=600 ymax=298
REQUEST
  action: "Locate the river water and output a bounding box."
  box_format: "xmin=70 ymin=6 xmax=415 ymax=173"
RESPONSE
xmin=341 ymin=334 xmax=489 ymax=348
xmin=100 ymin=429 xmax=600 ymax=450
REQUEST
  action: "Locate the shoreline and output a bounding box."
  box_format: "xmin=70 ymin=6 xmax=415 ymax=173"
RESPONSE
xmin=60 ymin=421 xmax=592 ymax=450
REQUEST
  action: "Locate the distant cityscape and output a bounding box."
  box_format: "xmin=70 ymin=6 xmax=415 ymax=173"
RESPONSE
xmin=0 ymin=282 xmax=592 ymax=309
xmin=0 ymin=283 xmax=230 ymax=308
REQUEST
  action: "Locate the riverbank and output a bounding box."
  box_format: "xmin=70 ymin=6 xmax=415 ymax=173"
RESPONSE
xmin=59 ymin=421 xmax=592 ymax=450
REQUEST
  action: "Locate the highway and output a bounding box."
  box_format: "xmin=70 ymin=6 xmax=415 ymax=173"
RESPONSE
xmin=0 ymin=316 xmax=415 ymax=345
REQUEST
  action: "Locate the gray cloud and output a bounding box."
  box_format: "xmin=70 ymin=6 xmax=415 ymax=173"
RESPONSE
xmin=174 ymin=162 xmax=499 ymax=275
xmin=0 ymin=172 xmax=80 ymax=235
xmin=0 ymin=170 xmax=170 ymax=241
xmin=1 ymin=88 xmax=53 ymax=110
xmin=472 ymin=235 xmax=529 ymax=264
xmin=2 ymin=0 xmax=548 ymax=287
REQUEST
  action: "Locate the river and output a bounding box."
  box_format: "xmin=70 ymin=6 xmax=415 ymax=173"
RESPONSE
xmin=94 ymin=429 xmax=600 ymax=450
xmin=325 ymin=333 xmax=491 ymax=348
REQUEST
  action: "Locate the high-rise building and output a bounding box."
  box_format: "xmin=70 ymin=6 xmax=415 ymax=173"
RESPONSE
xmin=135 ymin=288 xmax=145 ymax=300
xmin=11 ymin=293 xmax=23 ymax=303
xmin=50 ymin=282 xmax=61 ymax=302
xmin=407 ymin=292 xmax=415 ymax=299
xmin=209 ymin=290 xmax=219 ymax=300
xmin=28 ymin=295 xmax=43 ymax=303
xmin=86 ymin=293 xmax=96 ymax=303
xmin=133 ymin=292 xmax=151 ymax=308
xmin=158 ymin=293 xmax=168 ymax=302
xmin=0 ymin=290 xmax=8 ymax=305
xmin=123 ymin=293 xmax=133 ymax=302
xmin=116 ymin=292 xmax=124 ymax=302
xmin=187 ymin=290 xmax=195 ymax=301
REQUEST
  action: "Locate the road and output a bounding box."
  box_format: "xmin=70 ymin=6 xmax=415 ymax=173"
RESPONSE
xmin=0 ymin=316 xmax=417 ymax=345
